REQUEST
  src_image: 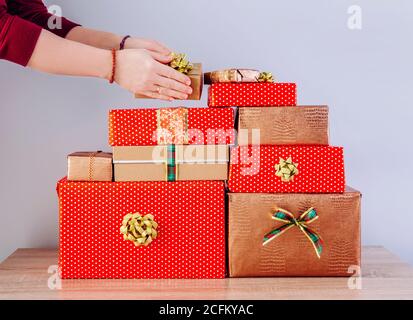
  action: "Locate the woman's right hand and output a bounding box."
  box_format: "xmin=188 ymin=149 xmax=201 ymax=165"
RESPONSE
xmin=115 ymin=49 xmax=193 ymax=101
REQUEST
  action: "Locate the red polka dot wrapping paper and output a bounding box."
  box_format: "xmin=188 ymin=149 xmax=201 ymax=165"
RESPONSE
xmin=207 ymin=83 xmax=297 ymax=107
xmin=109 ymin=108 xmax=235 ymax=146
xmin=228 ymin=145 xmax=345 ymax=193
xmin=57 ymin=178 xmax=226 ymax=279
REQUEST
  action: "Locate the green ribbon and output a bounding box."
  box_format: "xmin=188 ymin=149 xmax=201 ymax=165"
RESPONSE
xmin=263 ymin=207 xmax=323 ymax=258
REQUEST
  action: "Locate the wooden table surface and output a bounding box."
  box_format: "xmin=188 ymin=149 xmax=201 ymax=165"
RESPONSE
xmin=0 ymin=246 xmax=412 ymax=300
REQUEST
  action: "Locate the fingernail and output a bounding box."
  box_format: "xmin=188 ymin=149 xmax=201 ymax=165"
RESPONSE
xmin=183 ymin=94 xmax=188 ymax=99
xmin=187 ymin=88 xmax=193 ymax=94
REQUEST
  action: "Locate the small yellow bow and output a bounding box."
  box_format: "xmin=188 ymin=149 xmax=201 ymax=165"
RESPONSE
xmin=169 ymin=53 xmax=193 ymax=74
xmin=257 ymin=71 xmax=274 ymax=83
xmin=275 ymin=157 xmax=299 ymax=182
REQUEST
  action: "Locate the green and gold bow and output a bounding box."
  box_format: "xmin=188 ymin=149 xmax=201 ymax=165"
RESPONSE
xmin=169 ymin=53 xmax=193 ymax=74
xmin=275 ymin=157 xmax=299 ymax=182
xmin=256 ymin=71 xmax=274 ymax=83
xmin=120 ymin=213 xmax=158 ymax=246
xmin=263 ymin=207 xmax=323 ymax=258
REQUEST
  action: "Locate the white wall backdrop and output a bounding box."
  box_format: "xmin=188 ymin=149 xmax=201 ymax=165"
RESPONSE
xmin=1 ymin=0 xmax=413 ymax=264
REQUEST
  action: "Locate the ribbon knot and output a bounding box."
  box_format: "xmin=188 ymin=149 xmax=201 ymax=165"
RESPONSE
xmin=263 ymin=207 xmax=323 ymax=258
xmin=120 ymin=213 xmax=159 ymax=247
xmin=169 ymin=53 xmax=193 ymax=74
xmin=256 ymin=71 xmax=275 ymax=83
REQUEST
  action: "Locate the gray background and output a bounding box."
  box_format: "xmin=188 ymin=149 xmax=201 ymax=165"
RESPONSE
xmin=1 ymin=0 xmax=413 ymax=264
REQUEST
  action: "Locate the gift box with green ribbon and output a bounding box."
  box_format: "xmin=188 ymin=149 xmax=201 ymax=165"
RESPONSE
xmin=113 ymin=145 xmax=229 ymax=182
xmin=228 ymin=187 xmax=361 ymax=277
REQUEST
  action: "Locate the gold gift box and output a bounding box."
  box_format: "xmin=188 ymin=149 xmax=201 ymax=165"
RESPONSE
xmin=228 ymin=187 xmax=361 ymax=277
xmin=135 ymin=63 xmax=203 ymax=100
xmin=67 ymin=151 xmax=113 ymax=181
xmin=238 ymin=105 xmax=329 ymax=145
xmin=113 ymin=145 xmax=228 ymax=181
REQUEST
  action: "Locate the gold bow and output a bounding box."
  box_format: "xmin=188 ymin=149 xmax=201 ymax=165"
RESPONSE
xmin=275 ymin=157 xmax=299 ymax=182
xmin=256 ymin=71 xmax=274 ymax=83
xmin=120 ymin=213 xmax=158 ymax=246
xmin=169 ymin=53 xmax=193 ymax=74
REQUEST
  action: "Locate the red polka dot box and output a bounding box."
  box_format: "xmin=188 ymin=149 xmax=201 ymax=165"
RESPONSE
xmin=109 ymin=107 xmax=235 ymax=146
xmin=228 ymin=145 xmax=345 ymax=193
xmin=207 ymin=83 xmax=297 ymax=107
xmin=57 ymin=178 xmax=226 ymax=279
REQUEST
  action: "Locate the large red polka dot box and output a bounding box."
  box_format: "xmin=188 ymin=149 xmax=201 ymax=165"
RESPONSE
xmin=57 ymin=179 xmax=226 ymax=279
xmin=228 ymin=145 xmax=345 ymax=193
xmin=208 ymin=83 xmax=297 ymax=107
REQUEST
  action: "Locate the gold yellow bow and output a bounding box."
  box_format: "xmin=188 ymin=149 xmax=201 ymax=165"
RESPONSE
xmin=256 ymin=71 xmax=274 ymax=83
xmin=120 ymin=213 xmax=158 ymax=246
xmin=169 ymin=53 xmax=193 ymax=74
xmin=275 ymin=157 xmax=299 ymax=182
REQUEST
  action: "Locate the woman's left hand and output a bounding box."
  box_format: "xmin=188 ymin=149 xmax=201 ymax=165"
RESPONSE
xmin=124 ymin=37 xmax=172 ymax=60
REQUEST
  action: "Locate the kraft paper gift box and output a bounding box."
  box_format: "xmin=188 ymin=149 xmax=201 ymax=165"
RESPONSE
xmin=113 ymin=145 xmax=229 ymax=181
xmin=228 ymin=188 xmax=361 ymax=277
xmin=135 ymin=63 xmax=203 ymax=100
xmin=67 ymin=151 xmax=113 ymax=181
xmin=237 ymin=106 xmax=329 ymax=145
xmin=228 ymin=145 xmax=345 ymax=193
xmin=109 ymin=107 xmax=235 ymax=146
xmin=207 ymin=83 xmax=297 ymax=107
xmin=204 ymin=69 xmax=262 ymax=84
xmin=57 ymin=178 xmax=226 ymax=279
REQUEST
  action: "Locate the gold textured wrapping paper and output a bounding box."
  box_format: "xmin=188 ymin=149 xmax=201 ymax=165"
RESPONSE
xmin=67 ymin=151 xmax=113 ymax=181
xmin=204 ymin=69 xmax=261 ymax=84
xmin=228 ymin=187 xmax=361 ymax=277
xmin=238 ymin=105 xmax=329 ymax=145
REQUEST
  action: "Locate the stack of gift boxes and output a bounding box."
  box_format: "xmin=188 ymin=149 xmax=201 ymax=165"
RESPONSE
xmin=58 ymin=64 xmax=361 ymax=279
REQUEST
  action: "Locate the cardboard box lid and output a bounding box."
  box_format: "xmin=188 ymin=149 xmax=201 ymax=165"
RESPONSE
xmin=68 ymin=151 xmax=112 ymax=159
xmin=113 ymin=145 xmax=229 ymax=164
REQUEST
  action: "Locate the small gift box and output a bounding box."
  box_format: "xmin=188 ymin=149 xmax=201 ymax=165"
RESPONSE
xmin=113 ymin=145 xmax=229 ymax=181
xmin=67 ymin=151 xmax=112 ymax=181
xmin=109 ymin=107 xmax=235 ymax=146
xmin=237 ymin=106 xmax=329 ymax=145
xmin=208 ymin=83 xmax=297 ymax=107
xmin=135 ymin=54 xmax=203 ymax=100
xmin=228 ymin=188 xmax=361 ymax=277
xmin=204 ymin=69 xmax=262 ymax=84
xmin=57 ymin=178 xmax=226 ymax=279
xmin=228 ymin=145 xmax=345 ymax=193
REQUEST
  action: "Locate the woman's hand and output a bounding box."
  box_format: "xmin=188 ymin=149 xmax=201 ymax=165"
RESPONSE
xmin=115 ymin=49 xmax=193 ymax=101
xmin=123 ymin=37 xmax=172 ymax=58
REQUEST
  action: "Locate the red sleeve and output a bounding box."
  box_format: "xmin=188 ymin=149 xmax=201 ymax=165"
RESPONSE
xmin=6 ymin=0 xmax=80 ymax=38
xmin=0 ymin=0 xmax=80 ymax=66
xmin=0 ymin=1 xmax=42 ymax=66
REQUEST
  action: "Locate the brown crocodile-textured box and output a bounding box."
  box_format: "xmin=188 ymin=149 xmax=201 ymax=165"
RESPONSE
xmin=228 ymin=187 xmax=361 ymax=277
xmin=237 ymin=106 xmax=329 ymax=145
